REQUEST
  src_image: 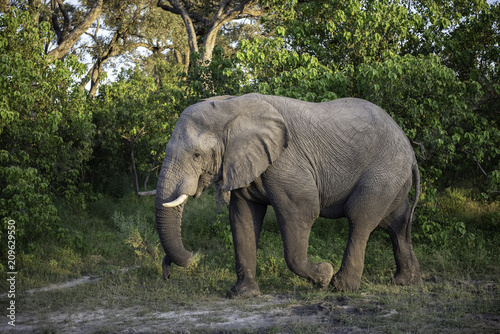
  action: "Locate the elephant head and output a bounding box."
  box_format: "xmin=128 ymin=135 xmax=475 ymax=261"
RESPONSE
xmin=155 ymin=96 xmax=289 ymax=279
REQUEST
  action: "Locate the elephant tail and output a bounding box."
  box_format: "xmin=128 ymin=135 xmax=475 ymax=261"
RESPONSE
xmin=409 ymin=162 xmax=421 ymax=224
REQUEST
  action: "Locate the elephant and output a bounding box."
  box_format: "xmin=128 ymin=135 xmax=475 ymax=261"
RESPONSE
xmin=150 ymin=93 xmax=421 ymax=297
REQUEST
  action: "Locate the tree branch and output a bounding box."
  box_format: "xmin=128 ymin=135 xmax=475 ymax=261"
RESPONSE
xmin=158 ymin=0 xmax=263 ymax=66
xmin=203 ymin=0 xmax=261 ymax=62
xmin=217 ymin=0 xmax=262 ymax=28
xmin=157 ymin=0 xmax=209 ymax=25
xmin=51 ymin=0 xmax=63 ymax=42
xmin=471 ymin=155 xmax=488 ymax=178
xmin=83 ymin=31 xmax=121 ymax=97
xmin=57 ymin=0 xmax=71 ymax=43
xmin=47 ymin=0 xmax=104 ymax=59
xmin=157 ymin=0 xmax=199 ymax=56
xmin=473 ymin=95 xmax=500 ymax=111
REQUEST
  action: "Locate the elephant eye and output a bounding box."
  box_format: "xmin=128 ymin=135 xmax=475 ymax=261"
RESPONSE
xmin=193 ymin=152 xmax=201 ymax=161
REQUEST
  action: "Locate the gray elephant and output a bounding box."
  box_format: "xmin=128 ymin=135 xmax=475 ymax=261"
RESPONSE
xmin=150 ymin=93 xmax=420 ymax=297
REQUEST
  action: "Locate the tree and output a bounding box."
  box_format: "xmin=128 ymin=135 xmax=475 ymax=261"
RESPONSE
xmin=9 ymin=0 xmax=104 ymax=59
xmin=91 ymin=64 xmax=186 ymax=194
xmin=0 ymin=10 xmax=94 ymax=244
xmin=403 ymin=0 xmax=499 ymax=114
xmin=82 ymin=0 xmax=189 ymax=97
xmin=47 ymin=0 xmax=104 ymax=59
xmin=157 ymin=0 xmax=263 ymax=67
xmin=262 ymin=0 xmax=421 ymax=70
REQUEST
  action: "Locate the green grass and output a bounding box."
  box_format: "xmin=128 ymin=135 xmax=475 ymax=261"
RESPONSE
xmin=4 ymin=186 xmax=500 ymax=332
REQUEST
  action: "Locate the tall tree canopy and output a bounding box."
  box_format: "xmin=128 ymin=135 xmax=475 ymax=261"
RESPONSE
xmin=1 ymin=0 xmax=499 ymax=250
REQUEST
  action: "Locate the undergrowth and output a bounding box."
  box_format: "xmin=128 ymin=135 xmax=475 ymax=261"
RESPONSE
xmin=6 ymin=187 xmax=499 ymax=293
xmin=3 ymin=187 xmax=498 ymax=333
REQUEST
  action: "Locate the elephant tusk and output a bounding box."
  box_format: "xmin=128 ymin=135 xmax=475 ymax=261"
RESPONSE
xmin=162 ymin=194 xmax=188 ymax=207
xmin=138 ymin=189 xmax=157 ymax=196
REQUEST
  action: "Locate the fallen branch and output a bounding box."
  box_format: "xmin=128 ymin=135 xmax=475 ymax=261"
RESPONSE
xmin=138 ymin=190 xmax=157 ymax=196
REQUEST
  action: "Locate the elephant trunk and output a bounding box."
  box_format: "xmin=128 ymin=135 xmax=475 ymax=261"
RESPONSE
xmin=155 ymin=197 xmax=193 ymax=279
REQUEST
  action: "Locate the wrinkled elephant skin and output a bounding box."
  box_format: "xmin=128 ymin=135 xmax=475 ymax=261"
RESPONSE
xmin=154 ymin=93 xmax=421 ymax=297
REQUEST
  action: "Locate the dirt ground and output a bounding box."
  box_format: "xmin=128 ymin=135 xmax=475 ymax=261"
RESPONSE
xmin=2 ymin=276 xmax=381 ymax=333
xmin=10 ymin=297 xmax=369 ymax=333
xmin=2 ymin=276 xmax=499 ymax=333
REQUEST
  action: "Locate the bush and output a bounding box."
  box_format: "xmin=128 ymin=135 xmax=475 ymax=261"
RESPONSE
xmin=112 ymin=211 xmax=161 ymax=273
xmin=0 ymin=10 xmax=93 ymax=248
xmin=90 ymin=66 xmax=184 ymax=194
xmin=356 ymin=54 xmax=500 ymax=196
xmin=0 ymin=164 xmax=59 ymax=241
xmin=236 ymin=37 xmax=351 ymax=101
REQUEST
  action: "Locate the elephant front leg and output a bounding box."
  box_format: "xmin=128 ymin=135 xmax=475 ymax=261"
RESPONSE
xmin=227 ymin=191 xmax=267 ymax=298
xmin=277 ymin=214 xmax=334 ymax=289
xmin=282 ymin=228 xmax=334 ymax=289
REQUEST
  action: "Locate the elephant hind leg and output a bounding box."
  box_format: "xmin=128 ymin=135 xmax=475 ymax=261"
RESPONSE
xmin=332 ymin=220 xmax=376 ymax=291
xmin=379 ymin=198 xmax=420 ymax=286
xmin=332 ymin=174 xmax=402 ymax=291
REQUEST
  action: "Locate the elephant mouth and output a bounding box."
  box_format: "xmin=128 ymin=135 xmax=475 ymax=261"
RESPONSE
xmin=194 ymin=172 xmax=215 ymax=199
xmin=161 ymin=172 xmax=214 ymax=207
xmin=193 ymin=184 xmax=208 ymax=199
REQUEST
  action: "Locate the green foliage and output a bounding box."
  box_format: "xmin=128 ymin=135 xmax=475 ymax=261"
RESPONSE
xmin=91 ymin=63 xmax=184 ymax=194
xmin=264 ymin=0 xmax=421 ymax=69
xmin=183 ymin=46 xmax=246 ymax=100
xmin=236 ymin=37 xmax=350 ymax=101
xmin=211 ymin=211 xmax=233 ymax=250
xmin=0 ymin=10 xmax=93 ymax=246
xmin=413 ymin=206 xmax=476 ymax=247
xmin=356 ymin=54 xmax=500 ymax=195
xmin=113 ymin=211 xmax=161 ymax=273
xmin=0 ymin=164 xmax=59 ymax=240
xmin=412 ymin=188 xmax=500 ymax=251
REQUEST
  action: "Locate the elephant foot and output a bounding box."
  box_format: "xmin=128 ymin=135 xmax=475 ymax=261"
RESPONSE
xmin=227 ymin=281 xmax=261 ymax=299
xmin=331 ymin=271 xmax=361 ymax=292
xmin=311 ymin=262 xmax=334 ymax=289
xmin=391 ymin=269 xmax=421 ymax=286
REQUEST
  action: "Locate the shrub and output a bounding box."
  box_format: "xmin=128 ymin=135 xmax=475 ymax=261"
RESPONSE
xmin=0 ymin=10 xmax=93 ymax=248
xmin=112 ymin=211 xmax=162 ymax=273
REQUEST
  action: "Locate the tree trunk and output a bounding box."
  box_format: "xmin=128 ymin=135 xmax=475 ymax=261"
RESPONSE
xmin=51 ymin=0 xmax=71 ymax=45
xmin=157 ymin=0 xmax=262 ymax=68
xmin=174 ymin=49 xmax=189 ymax=73
xmin=130 ymin=140 xmax=140 ymax=194
xmin=86 ymin=59 xmax=102 ymax=97
xmin=143 ymin=163 xmax=159 ymax=191
xmin=83 ymin=36 xmax=119 ymax=97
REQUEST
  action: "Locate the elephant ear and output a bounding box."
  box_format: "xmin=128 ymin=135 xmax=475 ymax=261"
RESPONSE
xmin=220 ymin=98 xmax=289 ymax=191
